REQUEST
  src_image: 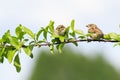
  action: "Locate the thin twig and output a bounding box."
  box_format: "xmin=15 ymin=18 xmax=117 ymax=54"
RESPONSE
xmin=66 ymin=39 xmax=120 ymax=43
xmin=35 ymin=39 xmax=120 ymax=46
xmin=0 ymin=39 xmax=119 ymax=49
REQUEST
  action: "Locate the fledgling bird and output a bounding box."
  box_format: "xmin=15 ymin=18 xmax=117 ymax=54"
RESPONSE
xmin=86 ymin=24 xmax=104 ymax=40
xmin=53 ymin=25 xmax=66 ymax=43
xmin=55 ymin=25 xmax=66 ymax=36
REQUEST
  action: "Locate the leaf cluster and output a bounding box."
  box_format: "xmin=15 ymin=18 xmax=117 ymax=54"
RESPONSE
xmin=0 ymin=20 xmax=120 ymax=72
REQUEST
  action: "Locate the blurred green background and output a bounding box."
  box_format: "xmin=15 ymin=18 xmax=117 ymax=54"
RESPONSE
xmin=29 ymin=48 xmax=120 ymax=80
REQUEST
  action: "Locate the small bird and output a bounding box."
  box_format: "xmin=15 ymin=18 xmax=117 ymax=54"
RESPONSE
xmin=53 ymin=25 xmax=66 ymax=43
xmin=86 ymin=24 xmax=104 ymax=40
xmin=55 ymin=25 xmax=66 ymax=36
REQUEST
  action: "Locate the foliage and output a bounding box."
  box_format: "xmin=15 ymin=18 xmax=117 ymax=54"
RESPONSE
xmin=29 ymin=49 xmax=120 ymax=80
xmin=0 ymin=20 xmax=120 ymax=72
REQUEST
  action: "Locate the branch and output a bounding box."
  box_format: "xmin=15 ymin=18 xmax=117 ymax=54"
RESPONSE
xmin=1 ymin=20 xmax=120 ymax=72
xmin=65 ymin=39 xmax=120 ymax=43
xmin=22 ymin=39 xmax=120 ymax=47
xmin=1 ymin=39 xmax=119 ymax=49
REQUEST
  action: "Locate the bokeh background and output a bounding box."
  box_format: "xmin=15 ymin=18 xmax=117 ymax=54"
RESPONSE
xmin=0 ymin=0 xmax=120 ymax=80
xmin=29 ymin=48 xmax=120 ymax=80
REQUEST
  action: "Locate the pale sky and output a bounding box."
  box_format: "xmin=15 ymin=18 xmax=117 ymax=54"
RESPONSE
xmin=0 ymin=0 xmax=120 ymax=80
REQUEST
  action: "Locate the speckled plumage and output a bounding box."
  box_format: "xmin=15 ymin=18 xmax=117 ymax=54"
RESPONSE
xmin=86 ymin=24 xmax=104 ymax=39
xmin=55 ymin=25 xmax=66 ymax=36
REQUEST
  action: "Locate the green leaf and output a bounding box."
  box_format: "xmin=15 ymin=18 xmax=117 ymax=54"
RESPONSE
xmin=22 ymin=26 xmax=35 ymax=39
xmin=14 ymin=54 xmax=21 ymax=72
xmin=85 ymin=33 xmax=93 ymax=38
xmin=104 ymin=33 xmax=120 ymax=41
xmin=72 ymin=42 xmax=78 ymax=46
xmin=75 ymin=30 xmax=84 ymax=35
xmin=48 ymin=21 xmax=54 ymax=33
xmin=0 ymin=56 xmax=4 ymax=63
xmin=24 ymin=39 xmax=29 ymax=42
xmin=37 ymin=40 xmax=46 ymax=44
xmin=69 ymin=32 xmax=75 ymax=37
xmin=0 ymin=38 xmax=3 ymax=43
xmin=104 ymin=34 xmax=111 ymax=40
xmin=16 ymin=24 xmax=22 ymax=36
xmin=23 ymin=45 xmax=34 ymax=58
xmin=109 ymin=33 xmax=117 ymax=38
xmin=0 ymin=47 xmax=5 ymax=57
xmin=8 ymin=36 xmax=21 ymax=50
xmin=29 ymin=41 xmax=35 ymax=45
xmin=15 ymin=24 xmax=26 ymax=40
xmin=56 ymin=43 xmax=65 ymax=53
xmin=7 ymin=49 xmax=17 ymax=63
xmin=43 ymin=31 xmax=47 ymax=40
xmin=51 ymin=32 xmax=59 ymax=38
xmin=65 ymin=26 xmax=70 ymax=38
xmin=2 ymin=30 xmax=10 ymax=43
xmin=43 ymin=27 xmax=49 ymax=40
xmin=78 ymin=35 xmax=86 ymax=39
xmin=51 ymin=38 xmax=61 ymax=44
xmin=0 ymin=47 xmax=4 ymax=63
xmin=71 ymin=19 xmax=75 ymax=31
xmin=59 ymin=36 xmax=65 ymax=42
xmin=69 ymin=20 xmax=76 ymax=38
xmin=36 ymin=30 xmax=43 ymax=40
xmin=50 ymin=44 xmax=54 ymax=54
xmin=110 ymin=33 xmax=120 ymax=40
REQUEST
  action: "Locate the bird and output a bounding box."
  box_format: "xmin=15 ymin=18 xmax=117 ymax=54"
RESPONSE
xmin=86 ymin=24 xmax=104 ymax=40
xmin=53 ymin=25 xmax=66 ymax=43
xmin=55 ymin=25 xmax=66 ymax=36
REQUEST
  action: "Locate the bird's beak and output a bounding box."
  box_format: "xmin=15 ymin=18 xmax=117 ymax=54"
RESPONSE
xmin=86 ymin=25 xmax=88 ymax=27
